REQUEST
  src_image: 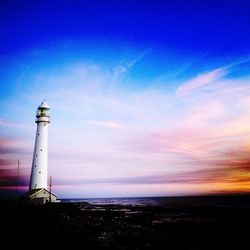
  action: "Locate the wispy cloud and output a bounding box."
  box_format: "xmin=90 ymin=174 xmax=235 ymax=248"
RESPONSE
xmin=176 ymin=67 xmax=226 ymax=97
xmin=176 ymin=57 xmax=250 ymax=97
xmin=112 ymin=50 xmax=150 ymax=76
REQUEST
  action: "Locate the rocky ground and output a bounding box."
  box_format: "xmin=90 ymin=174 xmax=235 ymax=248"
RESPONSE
xmin=1 ymin=197 xmax=250 ymax=249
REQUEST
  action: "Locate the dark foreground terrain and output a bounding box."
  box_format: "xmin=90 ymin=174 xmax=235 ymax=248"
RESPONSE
xmin=1 ymin=196 xmax=250 ymax=250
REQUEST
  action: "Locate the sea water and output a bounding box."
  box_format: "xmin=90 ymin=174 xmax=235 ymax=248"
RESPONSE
xmin=61 ymin=195 xmax=250 ymax=207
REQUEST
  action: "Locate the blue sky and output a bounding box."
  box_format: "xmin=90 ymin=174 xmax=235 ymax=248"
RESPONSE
xmin=1 ymin=0 xmax=250 ymax=198
xmin=1 ymin=0 xmax=250 ymax=54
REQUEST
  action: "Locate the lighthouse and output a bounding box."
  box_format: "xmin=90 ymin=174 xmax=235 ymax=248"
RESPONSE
xmin=29 ymin=101 xmax=50 ymax=190
xmin=23 ymin=101 xmax=58 ymax=204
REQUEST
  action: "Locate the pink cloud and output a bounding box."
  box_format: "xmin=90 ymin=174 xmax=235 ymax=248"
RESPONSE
xmin=0 ymin=137 xmax=32 ymax=197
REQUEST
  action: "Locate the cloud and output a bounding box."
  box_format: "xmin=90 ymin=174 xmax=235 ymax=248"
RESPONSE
xmin=26 ymin=60 xmax=250 ymax=197
xmin=88 ymin=120 xmax=123 ymax=129
xmin=2 ymin=55 xmax=250 ymax=197
xmin=176 ymin=67 xmax=226 ymax=96
xmin=176 ymin=57 xmax=250 ymax=97
xmin=0 ymin=119 xmax=20 ymax=127
xmin=0 ymin=163 xmax=29 ymax=198
xmin=0 ymin=137 xmax=31 ymax=155
xmin=0 ymin=159 xmax=12 ymax=168
xmin=0 ymin=137 xmax=32 ymax=197
xmin=52 ymin=147 xmax=250 ymax=196
xmin=112 ymin=50 xmax=149 ymax=76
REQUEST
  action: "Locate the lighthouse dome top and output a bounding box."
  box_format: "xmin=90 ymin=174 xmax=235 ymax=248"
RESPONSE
xmin=38 ymin=100 xmax=50 ymax=110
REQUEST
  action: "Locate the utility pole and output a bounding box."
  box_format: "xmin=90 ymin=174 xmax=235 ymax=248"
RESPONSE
xmin=15 ymin=160 xmax=20 ymax=200
xmin=49 ymin=176 xmax=52 ymax=202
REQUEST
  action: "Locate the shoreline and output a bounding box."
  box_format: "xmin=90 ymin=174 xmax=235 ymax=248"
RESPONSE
xmin=1 ymin=196 xmax=250 ymax=249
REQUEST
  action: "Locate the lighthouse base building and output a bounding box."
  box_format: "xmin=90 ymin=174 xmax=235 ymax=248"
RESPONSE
xmin=22 ymin=188 xmax=58 ymax=205
xmin=22 ymin=101 xmax=58 ymax=205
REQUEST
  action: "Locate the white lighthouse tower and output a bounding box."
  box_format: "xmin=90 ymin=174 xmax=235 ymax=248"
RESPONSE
xmin=29 ymin=101 xmax=50 ymax=191
xmin=25 ymin=101 xmax=58 ymax=204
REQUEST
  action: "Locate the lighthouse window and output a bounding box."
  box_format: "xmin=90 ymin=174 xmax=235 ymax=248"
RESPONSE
xmin=38 ymin=133 xmax=40 ymax=136
xmin=36 ymin=154 xmax=37 ymax=157
xmin=39 ymin=171 xmax=41 ymax=174
xmin=35 ymin=165 xmax=36 ymax=167
xmin=41 ymin=149 xmax=42 ymax=151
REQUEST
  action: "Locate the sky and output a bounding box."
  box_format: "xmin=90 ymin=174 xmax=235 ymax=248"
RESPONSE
xmin=1 ymin=0 xmax=250 ymax=198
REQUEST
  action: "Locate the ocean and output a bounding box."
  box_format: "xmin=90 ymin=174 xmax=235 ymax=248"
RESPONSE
xmin=60 ymin=194 xmax=250 ymax=207
xmin=61 ymin=197 xmax=160 ymax=206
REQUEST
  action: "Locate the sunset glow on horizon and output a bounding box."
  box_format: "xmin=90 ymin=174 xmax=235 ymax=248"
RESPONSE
xmin=1 ymin=0 xmax=250 ymax=198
